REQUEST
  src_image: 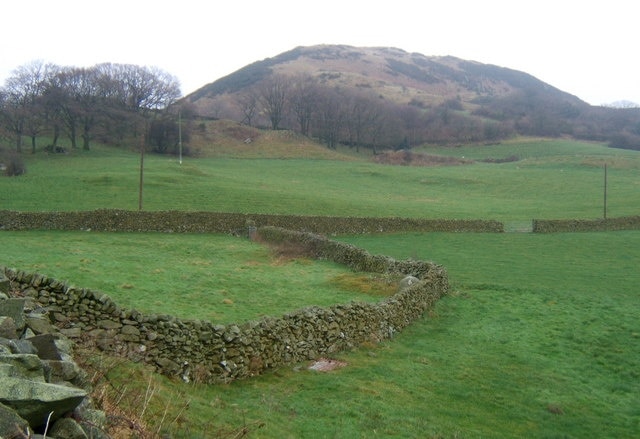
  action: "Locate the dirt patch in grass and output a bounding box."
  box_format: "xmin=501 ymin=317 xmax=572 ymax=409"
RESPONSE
xmin=328 ymin=273 xmax=398 ymax=297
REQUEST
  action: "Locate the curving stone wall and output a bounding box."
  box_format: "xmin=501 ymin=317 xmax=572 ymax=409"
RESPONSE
xmin=2 ymin=227 xmax=448 ymax=384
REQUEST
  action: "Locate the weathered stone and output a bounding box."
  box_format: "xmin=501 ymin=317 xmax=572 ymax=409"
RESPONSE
xmin=0 ymin=274 xmax=10 ymax=294
xmin=97 ymin=320 xmax=121 ymax=330
xmin=0 ymin=363 xmax=19 ymax=378
xmin=0 ymin=377 xmax=87 ymax=429
xmin=119 ymin=333 xmax=140 ymax=342
xmin=0 ymin=316 xmax=18 ymax=339
xmin=0 ymin=299 xmax=26 ymax=330
xmin=25 ymin=313 xmax=56 ymax=335
xmin=28 ymin=334 xmax=62 ymax=361
xmin=0 ymin=354 xmax=45 ymax=382
xmin=155 ymin=357 xmax=180 ymax=374
xmin=398 ymin=275 xmax=420 ymax=292
xmin=52 ymin=312 xmax=68 ymax=323
xmin=0 ymin=338 xmax=12 ymax=355
xmin=213 ymin=324 xmax=226 ymax=334
xmin=48 ymin=416 xmax=88 ymax=439
xmin=0 ymin=401 xmax=30 ymax=438
xmin=77 ymin=407 xmax=107 ymax=429
xmin=45 ymin=359 xmax=84 ymax=385
xmin=121 ymin=325 xmax=140 ymax=336
xmin=8 ymin=339 xmax=38 ymax=355
xmin=59 ymin=327 xmax=83 ymax=338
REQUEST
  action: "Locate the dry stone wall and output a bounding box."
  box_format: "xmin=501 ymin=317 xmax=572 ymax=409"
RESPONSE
xmin=0 ymin=209 xmax=504 ymax=234
xmin=532 ymin=215 xmax=640 ymax=232
xmin=2 ymin=227 xmax=449 ymax=384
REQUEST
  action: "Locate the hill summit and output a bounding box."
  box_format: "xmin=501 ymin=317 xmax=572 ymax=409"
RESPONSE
xmin=185 ymin=45 xmax=640 ymax=149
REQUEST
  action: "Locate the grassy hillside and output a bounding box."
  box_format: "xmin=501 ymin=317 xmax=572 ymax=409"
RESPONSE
xmin=2 ymin=137 xmax=639 ymax=223
xmin=185 ymin=119 xmax=356 ymax=159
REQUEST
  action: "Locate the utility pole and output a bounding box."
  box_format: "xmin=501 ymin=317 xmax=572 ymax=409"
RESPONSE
xmin=138 ymin=122 xmax=145 ymax=211
xmin=603 ymin=163 xmax=607 ymax=219
xmin=178 ymin=110 xmax=182 ymax=165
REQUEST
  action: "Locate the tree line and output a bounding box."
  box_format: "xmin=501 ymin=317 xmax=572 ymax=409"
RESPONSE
xmin=213 ymin=71 xmax=640 ymax=152
xmin=0 ymin=61 xmax=181 ymax=154
xmin=231 ymin=73 xmax=515 ymax=152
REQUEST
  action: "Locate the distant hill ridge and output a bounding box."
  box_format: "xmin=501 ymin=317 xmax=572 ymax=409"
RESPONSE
xmin=188 ymin=44 xmax=582 ymax=108
xmin=185 ymin=45 xmax=640 ymax=150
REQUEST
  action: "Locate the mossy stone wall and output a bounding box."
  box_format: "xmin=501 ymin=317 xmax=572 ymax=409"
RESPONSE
xmin=532 ymin=216 xmax=640 ymax=232
xmin=2 ymin=227 xmax=448 ymax=383
xmin=0 ymin=209 xmax=503 ymax=234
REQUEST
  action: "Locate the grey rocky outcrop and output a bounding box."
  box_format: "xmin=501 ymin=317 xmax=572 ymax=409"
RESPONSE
xmin=0 ymin=273 xmax=109 ymax=438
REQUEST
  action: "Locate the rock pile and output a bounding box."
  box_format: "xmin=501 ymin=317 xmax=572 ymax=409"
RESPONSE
xmin=0 ymin=274 xmax=109 ymax=439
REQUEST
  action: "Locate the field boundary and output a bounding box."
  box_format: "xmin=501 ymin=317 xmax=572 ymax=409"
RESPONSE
xmin=3 ymin=227 xmax=449 ymax=383
xmin=0 ymin=209 xmax=504 ymax=234
xmin=532 ymin=216 xmax=640 ymax=232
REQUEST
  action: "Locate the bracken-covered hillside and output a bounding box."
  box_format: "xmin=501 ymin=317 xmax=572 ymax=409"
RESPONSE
xmin=185 ymin=45 xmax=640 ymax=149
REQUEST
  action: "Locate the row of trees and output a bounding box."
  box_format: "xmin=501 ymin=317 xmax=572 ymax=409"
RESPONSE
xmin=0 ymin=61 xmax=181 ymax=153
xmin=210 ymin=71 xmax=640 ymax=151
xmin=233 ymin=74 xmax=515 ymax=152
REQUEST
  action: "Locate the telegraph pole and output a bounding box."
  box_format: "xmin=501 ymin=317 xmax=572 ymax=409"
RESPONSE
xmin=603 ymin=164 xmax=607 ymax=219
xmin=178 ymin=110 xmax=183 ymax=165
xmin=138 ymin=122 xmax=146 ymax=211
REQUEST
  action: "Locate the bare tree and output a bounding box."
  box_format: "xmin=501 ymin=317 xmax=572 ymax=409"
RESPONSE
xmin=1 ymin=61 xmax=57 ymax=152
xmin=237 ymin=89 xmax=259 ymax=126
xmin=95 ymin=63 xmax=181 ymax=113
xmin=314 ymin=88 xmax=347 ymax=149
xmin=288 ymin=74 xmax=318 ymax=136
xmin=45 ymin=66 xmax=114 ymax=150
xmin=258 ymin=75 xmax=288 ymax=130
xmin=343 ymin=91 xmax=381 ymax=152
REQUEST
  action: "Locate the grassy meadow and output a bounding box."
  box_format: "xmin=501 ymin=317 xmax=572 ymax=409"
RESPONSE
xmin=2 ymin=137 xmax=640 ymax=223
xmin=1 ymin=134 xmax=640 ymax=437
xmin=0 ymin=231 xmax=395 ymax=324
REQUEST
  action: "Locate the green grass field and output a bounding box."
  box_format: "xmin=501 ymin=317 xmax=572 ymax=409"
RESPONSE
xmin=5 ymin=230 xmax=637 ymax=438
xmin=1 ymin=231 xmax=394 ymax=324
xmin=2 ymin=138 xmax=640 ymax=222
xmin=2 ymin=136 xmax=639 ymax=437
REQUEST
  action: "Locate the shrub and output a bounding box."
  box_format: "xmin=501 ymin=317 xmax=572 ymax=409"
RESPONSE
xmin=1 ymin=152 xmax=26 ymax=176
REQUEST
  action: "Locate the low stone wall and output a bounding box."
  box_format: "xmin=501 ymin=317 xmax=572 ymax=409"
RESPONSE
xmin=532 ymin=216 xmax=640 ymax=232
xmin=3 ymin=227 xmax=449 ymax=384
xmin=0 ymin=209 xmax=504 ymax=234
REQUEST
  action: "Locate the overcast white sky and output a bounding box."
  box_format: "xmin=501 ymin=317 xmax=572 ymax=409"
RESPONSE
xmin=1 ymin=0 xmax=637 ymax=106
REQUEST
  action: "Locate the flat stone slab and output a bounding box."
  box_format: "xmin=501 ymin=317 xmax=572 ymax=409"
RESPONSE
xmin=0 ymin=376 xmax=87 ymax=428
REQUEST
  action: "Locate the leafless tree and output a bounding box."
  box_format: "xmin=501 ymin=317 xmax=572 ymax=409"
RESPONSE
xmin=314 ymin=88 xmax=347 ymax=149
xmin=1 ymin=61 xmax=57 ymax=152
xmin=237 ymin=89 xmax=259 ymax=126
xmin=95 ymin=63 xmax=181 ymax=113
xmin=258 ymin=75 xmax=288 ymax=130
xmin=288 ymin=74 xmax=319 ymax=136
xmin=45 ymin=67 xmax=91 ymax=149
